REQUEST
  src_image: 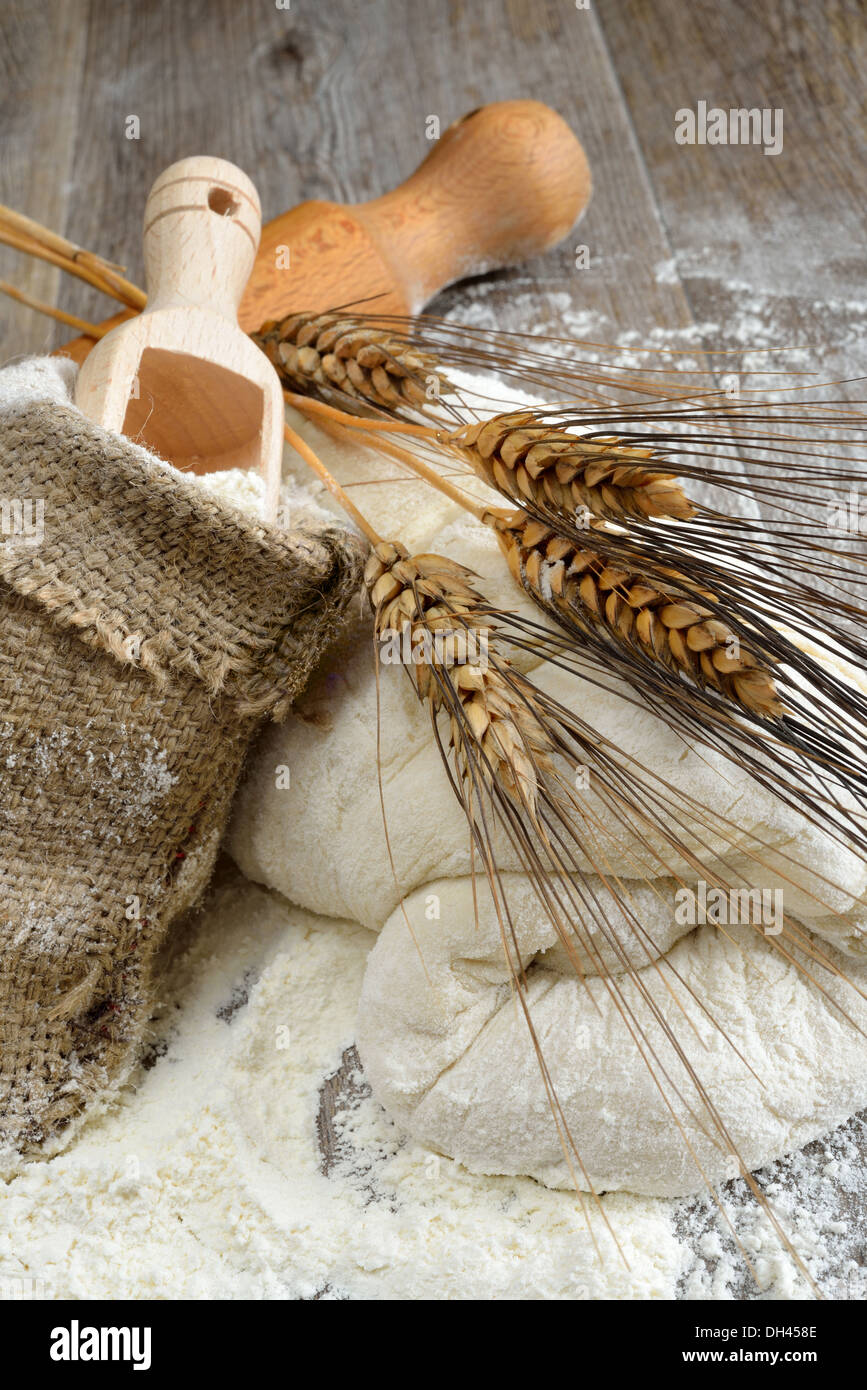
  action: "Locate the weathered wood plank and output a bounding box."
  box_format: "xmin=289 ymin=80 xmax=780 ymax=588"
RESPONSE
xmin=0 ymin=0 xmax=90 ymax=360
xmin=52 ymin=0 xmax=291 ymax=339
xmin=30 ymin=0 xmax=700 ymax=352
xmin=594 ymin=0 xmax=867 ymax=387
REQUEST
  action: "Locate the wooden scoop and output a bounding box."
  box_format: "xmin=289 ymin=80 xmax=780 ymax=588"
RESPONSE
xmin=75 ymin=157 xmax=284 ymax=519
xmin=65 ymin=100 xmax=590 ymax=354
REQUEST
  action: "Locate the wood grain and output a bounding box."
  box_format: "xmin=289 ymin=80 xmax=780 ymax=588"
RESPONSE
xmin=2 ymin=0 xmax=698 ymax=350
xmin=243 ymin=100 xmax=591 ymax=324
xmin=0 ymin=0 xmax=89 ymax=359
xmin=594 ymin=0 xmax=867 ymax=385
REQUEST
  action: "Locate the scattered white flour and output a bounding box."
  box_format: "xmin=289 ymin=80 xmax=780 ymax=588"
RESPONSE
xmin=193 ymin=459 xmax=347 ymax=533
xmin=675 ymin=1116 xmax=867 ymax=1300
xmin=1 ymin=864 xmax=862 ymax=1300
xmin=653 ymin=257 xmax=680 ymax=286
xmin=0 ymin=719 xmax=176 ymax=835
xmin=0 ymin=868 xmax=684 ymax=1299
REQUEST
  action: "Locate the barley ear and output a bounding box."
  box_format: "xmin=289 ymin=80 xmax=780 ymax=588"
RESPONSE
xmin=448 ymin=412 xmax=696 ymax=524
xmin=492 ymin=512 xmax=783 ymax=720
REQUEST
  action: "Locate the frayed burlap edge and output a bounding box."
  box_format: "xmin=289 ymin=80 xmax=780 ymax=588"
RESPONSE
xmin=0 ymin=399 xmax=366 ymax=718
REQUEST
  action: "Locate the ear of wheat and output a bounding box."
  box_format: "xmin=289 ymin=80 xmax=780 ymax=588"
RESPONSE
xmin=254 ymin=312 xmax=453 ymax=412
xmin=491 ymin=510 xmax=783 ymax=718
xmin=446 ymin=411 xmax=696 ymax=523
xmin=489 ymin=504 xmax=867 ymax=855
xmin=323 ymin=414 xmax=867 ymax=860
xmin=365 ymin=540 xmax=553 ymax=808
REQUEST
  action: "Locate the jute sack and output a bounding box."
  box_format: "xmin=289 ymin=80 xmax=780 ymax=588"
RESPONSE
xmin=0 ymin=370 xmax=364 ymax=1160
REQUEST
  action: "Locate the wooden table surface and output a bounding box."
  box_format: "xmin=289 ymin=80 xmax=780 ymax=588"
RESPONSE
xmin=2 ymin=0 xmax=865 ymax=369
xmin=2 ymin=0 xmax=866 ymax=1299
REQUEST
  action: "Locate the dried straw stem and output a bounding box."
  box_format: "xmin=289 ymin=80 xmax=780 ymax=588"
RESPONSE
xmin=283 ymin=390 xmax=436 ymax=441
xmin=0 ymin=280 xmax=111 ymax=339
xmin=283 ymin=422 xmax=382 ymax=545
xmin=447 ymin=410 xmax=696 ymax=524
xmin=0 ymin=203 xmax=146 ymax=309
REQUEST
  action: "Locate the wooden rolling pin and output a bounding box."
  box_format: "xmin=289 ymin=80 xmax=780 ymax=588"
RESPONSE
xmin=63 ymin=101 xmax=591 ymax=365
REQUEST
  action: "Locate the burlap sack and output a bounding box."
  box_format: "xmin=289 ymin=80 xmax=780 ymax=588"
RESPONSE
xmin=0 ymin=384 xmax=364 ymax=1160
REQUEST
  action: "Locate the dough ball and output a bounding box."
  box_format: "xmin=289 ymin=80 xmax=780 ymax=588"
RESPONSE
xmin=357 ymin=882 xmax=867 ymax=1197
xmin=226 ymin=413 xmax=867 ymax=1198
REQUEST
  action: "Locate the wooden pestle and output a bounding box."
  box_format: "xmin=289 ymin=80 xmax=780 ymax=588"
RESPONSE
xmin=64 ymin=101 xmax=590 ymax=357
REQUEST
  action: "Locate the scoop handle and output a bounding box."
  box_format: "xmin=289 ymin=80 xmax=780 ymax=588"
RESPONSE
xmin=142 ymin=156 xmax=262 ymax=318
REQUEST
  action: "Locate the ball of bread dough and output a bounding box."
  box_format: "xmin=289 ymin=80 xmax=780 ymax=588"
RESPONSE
xmin=357 ymin=880 xmax=867 ymax=1196
xmin=226 ymin=413 xmax=867 ymax=1196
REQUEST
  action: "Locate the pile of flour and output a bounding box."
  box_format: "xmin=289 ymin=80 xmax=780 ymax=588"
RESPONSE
xmin=0 ymin=864 xmax=685 ymax=1300
xmin=1 ymin=863 xmax=863 ymax=1300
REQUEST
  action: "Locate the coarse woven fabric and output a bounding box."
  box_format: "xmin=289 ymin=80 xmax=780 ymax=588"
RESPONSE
xmin=0 ymin=394 xmax=365 ymax=1162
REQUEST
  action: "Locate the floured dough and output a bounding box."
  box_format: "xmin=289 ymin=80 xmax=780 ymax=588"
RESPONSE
xmin=227 ymin=401 xmax=867 ymax=1198
xmin=357 ymin=881 xmax=867 ymax=1197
